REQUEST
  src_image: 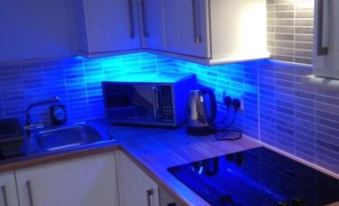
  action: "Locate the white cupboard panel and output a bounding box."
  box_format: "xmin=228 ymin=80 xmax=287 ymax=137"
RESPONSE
xmin=0 ymin=172 xmax=19 ymax=206
xmin=116 ymin=151 xmax=159 ymax=206
xmin=16 ymin=153 xmax=119 ymax=206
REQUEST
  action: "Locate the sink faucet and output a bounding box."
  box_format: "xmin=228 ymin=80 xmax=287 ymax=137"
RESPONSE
xmin=25 ymin=96 xmax=61 ymax=137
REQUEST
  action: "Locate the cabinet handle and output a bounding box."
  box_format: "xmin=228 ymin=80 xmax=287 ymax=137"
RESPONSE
xmin=127 ymin=0 xmax=135 ymax=38
xmin=1 ymin=185 xmax=8 ymax=206
xmin=146 ymin=189 xmax=154 ymax=206
xmin=26 ymin=181 xmax=34 ymax=206
xmin=140 ymin=0 xmax=149 ymax=38
xmin=317 ymin=0 xmax=328 ymax=56
xmin=191 ymin=0 xmax=201 ymax=43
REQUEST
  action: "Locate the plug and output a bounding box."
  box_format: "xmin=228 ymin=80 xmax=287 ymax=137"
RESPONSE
xmin=232 ymin=98 xmax=241 ymax=111
xmin=223 ymin=96 xmax=232 ymax=109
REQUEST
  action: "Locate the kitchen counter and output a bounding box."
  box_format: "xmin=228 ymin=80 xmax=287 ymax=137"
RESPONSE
xmin=0 ymin=118 xmax=337 ymax=206
xmin=103 ymin=120 xmax=261 ymax=206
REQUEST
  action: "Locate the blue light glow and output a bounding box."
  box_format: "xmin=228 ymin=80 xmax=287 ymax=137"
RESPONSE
xmin=170 ymin=59 xmax=264 ymax=103
xmin=0 ymin=51 xmax=260 ymax=128
xmin=223 ymin=163 xmax=287 ymax=201
xmin=73 ymin=55 xmax=86 ymax=60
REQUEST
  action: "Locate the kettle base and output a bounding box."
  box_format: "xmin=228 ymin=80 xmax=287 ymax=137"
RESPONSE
xmin=186 ymin=126 xmax=215 ymax=136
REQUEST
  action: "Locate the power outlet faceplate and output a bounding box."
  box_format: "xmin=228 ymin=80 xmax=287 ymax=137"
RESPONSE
xmin=222 ymin=91 xmax=244 ymax=112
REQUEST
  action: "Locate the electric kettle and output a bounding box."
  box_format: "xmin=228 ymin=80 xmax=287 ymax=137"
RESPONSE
xmin=186 ymin=88 xmax=217 ymax=136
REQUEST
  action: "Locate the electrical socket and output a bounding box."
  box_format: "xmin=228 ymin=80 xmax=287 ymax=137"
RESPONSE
xmin=222 ymin=91 xmax=244 ymax=111
xmin=233 ymin=95 xmax=244 ymax=112
xmin=222 ymin=91 xmax=232 ymax=109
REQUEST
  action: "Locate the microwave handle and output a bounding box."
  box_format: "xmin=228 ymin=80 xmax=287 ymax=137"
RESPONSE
xmin=152 ymin=86 xmax=160 ymax=120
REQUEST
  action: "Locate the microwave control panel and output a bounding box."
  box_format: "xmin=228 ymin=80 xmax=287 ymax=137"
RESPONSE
xmin=159 ymin=86 xmax=174 ymax=123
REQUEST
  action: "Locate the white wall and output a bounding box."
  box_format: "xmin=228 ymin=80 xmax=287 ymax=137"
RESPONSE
xmin=0 ymin=0 xmax=78 ymax=63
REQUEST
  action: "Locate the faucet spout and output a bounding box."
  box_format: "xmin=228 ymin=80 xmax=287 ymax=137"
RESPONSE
xmin=26 ymin=96 xmax=60 ymax=114
xmin=25 ymin=96 xmax=61 ymax=137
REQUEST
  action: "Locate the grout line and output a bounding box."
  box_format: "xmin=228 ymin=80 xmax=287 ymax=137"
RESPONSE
xmin=257 ymin=62 xmax=262 ymax=142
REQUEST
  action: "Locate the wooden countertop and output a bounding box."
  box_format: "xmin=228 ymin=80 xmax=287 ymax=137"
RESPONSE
xmin=108 ymin=123 xmax=261 ymax=206
xmin=0 ymin=119 xmax=337 ymax=206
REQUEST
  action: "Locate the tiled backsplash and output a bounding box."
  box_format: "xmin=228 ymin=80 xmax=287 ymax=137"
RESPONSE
xmin=172 ymin=60 xmax=261 ymax=140
xmin=0 ymin=52 xmax=338 ymax=174
xmin=0 ymin=0 xmax=337 ymax=174
xmin=267 ymin=0 xmax=314 ymax=64
xmin=171 ymin=58 xmax=339 ymax=174
xmin=0 ymin=53 xmax=173 ymax=124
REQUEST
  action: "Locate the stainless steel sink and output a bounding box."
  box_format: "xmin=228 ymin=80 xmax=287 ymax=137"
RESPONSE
xmin=35 ymin=123 xmax=114 ymax=152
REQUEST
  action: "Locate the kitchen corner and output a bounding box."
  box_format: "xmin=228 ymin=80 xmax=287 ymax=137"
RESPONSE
xmin=0 ymin=117 xmax=337 ymax=205
xmin=92 ymin=119 xmax=262 ymax=206
xmin=1 ymin=0 xmax=339 ymax=205
xmin=0 ymin=118 xmax=261 ymax=206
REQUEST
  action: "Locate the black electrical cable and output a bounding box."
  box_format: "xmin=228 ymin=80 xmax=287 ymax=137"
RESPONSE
xmin=214 ymin=127 xmax=242 ymax=141
xmin=214 ymin=108 xmax=242 ymax=141
xmin=213 ymin=108 xmax=230 ymax=127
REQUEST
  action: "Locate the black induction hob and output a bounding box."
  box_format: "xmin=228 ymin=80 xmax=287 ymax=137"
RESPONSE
xmin=168 ymin=147 xmax=339 ymax=206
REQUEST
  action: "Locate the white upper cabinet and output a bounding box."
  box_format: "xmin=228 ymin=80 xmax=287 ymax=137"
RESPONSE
xmin=140 ymin=0 xmax=166 ymax=50
xmin=164 ymin=0 xmax=210 ymax=58
xmin=208 ymin=0 xmax=269 ymax=63
xmin=0 ymin=172 xmax=19 ymax=206
xmin=75 ymin=0 xmax=268 ymax=64
xmin=15 ymin=153 xmax=119 ymax=206
xmin=163 ymin=0 xmax=269 ymax=63
xmin=77 ymin=0 xmax=141 ymax=55
xmin=313 ymin=0 xmax=339 ymax=79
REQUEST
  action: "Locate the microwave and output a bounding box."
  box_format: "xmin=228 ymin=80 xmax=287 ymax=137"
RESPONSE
xmin=102 ymin=73 xmax=196 ymax=127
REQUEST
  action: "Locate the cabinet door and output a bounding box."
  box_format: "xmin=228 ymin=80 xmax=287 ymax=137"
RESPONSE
xmin=0 ymin=172 xmax=19 ymax=206
xmin=78 ymin=0 xmax=141 ymax=54
xmin=164 ymin=0 xmax=210 ymax=58
xmin=116 ymin=151 xmax=159 ymax=206
xmin=314 ymin=0 xmax=339 ymax=79
xmin=159 ymin=187 xmax=183 ymax=206
xmin=15 ymin=153 xmax=119 ymax=206
xmin=140 ymin=0 xmax=166 ymax=50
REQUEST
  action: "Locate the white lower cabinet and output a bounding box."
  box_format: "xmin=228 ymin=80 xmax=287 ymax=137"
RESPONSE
xmin=116 ymin=151 xmax=159 ymax=206
xmin=159 ymin=187 xmax=183 ymax=206
xmin=0 ymin=150 xmax=179 ymax=206
xmin=0 ymin=172 xmax=19 ymax=206
xmin=15 ymin=153 xmax=119 ymax=206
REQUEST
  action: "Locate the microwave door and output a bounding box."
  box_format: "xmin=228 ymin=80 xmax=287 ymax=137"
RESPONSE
xmin=104 ymin=84 xmax=157 ymax=122
xmin=132 ymin=85 xmax=158 ymax=122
